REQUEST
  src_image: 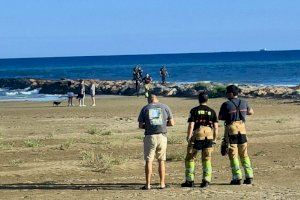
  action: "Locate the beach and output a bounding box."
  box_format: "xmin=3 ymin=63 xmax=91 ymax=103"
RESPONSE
xmin=0 ymin=96 xmax=299 ymax=199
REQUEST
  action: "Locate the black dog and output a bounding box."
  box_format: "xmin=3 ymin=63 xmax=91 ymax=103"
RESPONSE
xmin=53 ymin=101 xmax=62 ymax=107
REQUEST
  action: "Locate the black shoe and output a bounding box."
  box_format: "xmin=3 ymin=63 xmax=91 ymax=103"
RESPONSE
xmin=181 ymin=181 xmax=194 ymax=187
xmin=243 ymin=178 xmax=253 ymax=185
xmin=200 ymin=180 xmax=209 ymax=188
xmin=230 ymin=179 xmax=242 ymax=185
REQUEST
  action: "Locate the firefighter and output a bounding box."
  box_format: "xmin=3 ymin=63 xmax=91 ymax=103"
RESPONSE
xmin=218 ymin=85 xmax=254 ymax=185
xmin=181 ymin=91 xmax=218 ymax=188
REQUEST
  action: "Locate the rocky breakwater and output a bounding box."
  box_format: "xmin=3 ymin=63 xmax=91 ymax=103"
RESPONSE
xmin=0 ymin=78 xmax=299 ymax=99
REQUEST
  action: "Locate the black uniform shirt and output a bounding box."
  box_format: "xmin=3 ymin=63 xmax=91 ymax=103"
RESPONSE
xmin=188 ymin=105 xmax=218 ymax=130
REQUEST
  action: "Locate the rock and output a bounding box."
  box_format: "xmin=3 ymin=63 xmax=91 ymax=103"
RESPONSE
xmin=166 ymin=88 xmax=177 ymax=96
xmin=0 ymin=78 xmax=299 ymax=99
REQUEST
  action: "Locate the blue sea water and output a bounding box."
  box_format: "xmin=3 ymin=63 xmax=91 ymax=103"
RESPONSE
xmin=0 ymin=50 xmax=300 ymax=101
xmin=1 ymin=50 xmax=300 ymax=86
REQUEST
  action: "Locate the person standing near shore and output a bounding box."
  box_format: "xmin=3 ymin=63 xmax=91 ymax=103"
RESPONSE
xmin=142 ymin=73 xmax=153 ymax=99
xmin=67 ymin=81 xmax=74 ymax=107
xmin=160 ymin=66 xmax=168 ymax=85
xmin=133 ymin=65 xmax=143 ymax=97
xmin=90 ymin=81 xmax=96 ymax=106
xmin=181 ymin=91 xmax=218 ymax=188
xmin=77 ymin=79 xmax=86 ymax=107
xmin=138 ymin=94 xmax=174 ymax=190
xmin=218 ymin=85 xmax=254 ymax=185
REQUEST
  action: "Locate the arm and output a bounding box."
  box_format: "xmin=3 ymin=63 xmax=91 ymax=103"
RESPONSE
xmin=213 ymin=122 xmax=218 ymax=142
xmin=167 ymin=118 xmax=175 ymax=126
xmin=218 ymin=103 xmax=227 ymax=120
xmin=139 ymin=122 xmax=145 ymax=129
xmin=247 ymin=108 xmax=254 ymax=115
xmin=187 ymin=122 xmax=194 ymax=142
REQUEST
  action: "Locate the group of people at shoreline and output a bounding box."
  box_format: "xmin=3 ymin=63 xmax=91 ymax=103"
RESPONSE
xmin=66 ymin=80 xmax=96 ymax=107
xmin=64 ymin=65 xmax=168 ymax=106
xmin=138 ymin=85 xmax=254 ymax=189
xmin=132 ymin=65 xmax=168 ymax=98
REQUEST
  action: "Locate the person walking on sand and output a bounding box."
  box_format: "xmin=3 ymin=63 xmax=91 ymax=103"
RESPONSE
xmin=90 ymin=81 xmax=96 ymax=106
xmin=159 ymin=65 xmax=168 ymax=85
xmin=181 ymin=91 xmax=218 ymax=188
xmin=138 ymin=94 xmax=174 ymax=190
xmin=218 ymin=85 xmax=254 ymax=185
xmin=77 ymin=79 xmax=86 ymax=107
xmin=142 ymin=73 xmax=153 ymax=99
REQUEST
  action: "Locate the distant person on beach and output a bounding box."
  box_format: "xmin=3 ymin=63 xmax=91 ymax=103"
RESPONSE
xmin=142 ymin=74 xmax=153 ymax=99
xmin=67 ymin=81 xmax=74 ymax=107
xmin=77 ymin=79 xmax=86 ymax=107
xmin=159 ymin=66 xmax=168 ymax=84
xmin=90 ymin=81 xmax=96 ymax=106
xmin=133 ymin=65 xmax=143 ymax=96
xmin=218 ymin=85 xmax=254 ymax=185
xmin=181 ymin=91 xmax=218 ymax=188
xmin=138 ymin=94 xmax=174 ymax=190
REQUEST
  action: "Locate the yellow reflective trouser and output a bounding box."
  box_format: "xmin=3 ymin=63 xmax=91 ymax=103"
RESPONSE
xmin=225 ymin=121 xmax=253 ymax=180
xmin=185 ymin=127 xmax=214 ymax=182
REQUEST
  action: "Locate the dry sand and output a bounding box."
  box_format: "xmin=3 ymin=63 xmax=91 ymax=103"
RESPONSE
xmin=0 ymin=96 xmax=299 ymax=199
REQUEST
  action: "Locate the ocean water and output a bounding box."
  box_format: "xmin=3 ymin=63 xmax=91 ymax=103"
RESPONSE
xmin=0 ymin=50 xmax=300 ymax=100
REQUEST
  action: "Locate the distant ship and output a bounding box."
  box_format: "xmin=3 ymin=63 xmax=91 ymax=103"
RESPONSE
xmin=259 ymin=48 xmax=268 ymax=52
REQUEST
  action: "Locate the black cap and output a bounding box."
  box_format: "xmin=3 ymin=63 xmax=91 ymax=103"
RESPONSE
xmin=226 ymin=85 xmax=241 ymax=96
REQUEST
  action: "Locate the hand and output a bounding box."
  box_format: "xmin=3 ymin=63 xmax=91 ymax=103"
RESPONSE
xmin=186 ymin=136 xmax=192 ymax=143
xmin=212 ymin=140 xmax=217 ymax=146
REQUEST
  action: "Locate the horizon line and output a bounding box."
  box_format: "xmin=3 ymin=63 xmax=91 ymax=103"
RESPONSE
xmin=1 ymin=49 xmax=300 ymax=60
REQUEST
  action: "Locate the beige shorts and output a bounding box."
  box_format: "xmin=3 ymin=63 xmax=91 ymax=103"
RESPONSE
xmin=144 ymin=134 xmax=167 ymax=161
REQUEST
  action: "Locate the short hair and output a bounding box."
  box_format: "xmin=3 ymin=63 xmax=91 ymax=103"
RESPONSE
xmin=226 ymin=85 xmax=241 ymax=96
xmin=198 ymin=91 xmax=208 ymax=103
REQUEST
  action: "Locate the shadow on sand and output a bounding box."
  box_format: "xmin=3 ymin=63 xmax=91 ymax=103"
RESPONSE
xmin=0 ymin=183 xmax=145 ymax=190
xmin=0 ymin=182 xmax=232 ymax=190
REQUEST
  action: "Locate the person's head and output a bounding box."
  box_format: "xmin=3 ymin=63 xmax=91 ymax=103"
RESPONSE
xmin=198 ymin=90 xmax=209 ymax=104
xmin=226 ymin=85 xmax=240 ymax=99
xmin=79 ymin=79 xmax=84 ymax=84
xmin=148 ymin=94 xmax=159 ymax=103
xmin=146 ymin=73 xmax=149 ymax=77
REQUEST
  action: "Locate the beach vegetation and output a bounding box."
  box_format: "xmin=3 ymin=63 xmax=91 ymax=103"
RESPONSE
xmin=9 ymin=159 xmax=23 ymax=167
xmin=209 ymin=85 xmax=227 ymax=98
xmin=133 ymin=135 xmax=144 ymax=140
xmin=81 ymin=151 xmax=121 ymax=173
xmin=193 ymin=82 xmax=212 ymax=91
xmin=59 ymin=139 xmax=74 ymax=150
xmin=275 ymin=118 xmax=285 ymax=123
xmin=24 ymin=139 xmax=42 ymax=148
xmin=86 ymin=127 xmax=112 ymax=136
xmin=0 ymin=141 xmax=15 ymax=150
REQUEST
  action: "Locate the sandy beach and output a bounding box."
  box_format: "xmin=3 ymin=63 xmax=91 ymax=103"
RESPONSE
xmin=0 ymin=96 xmax=299 ymax=199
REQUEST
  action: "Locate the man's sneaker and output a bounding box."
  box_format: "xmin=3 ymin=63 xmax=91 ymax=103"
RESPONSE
xmin=181 ymin=181 xmax=194 ymax=187
xmin=200 ymin=180 xmax=209 ymax=188
xmin=243 ymin=178 xmax=253 ymax=185
xmin=230 ymin=179 xmax=242 ymax=185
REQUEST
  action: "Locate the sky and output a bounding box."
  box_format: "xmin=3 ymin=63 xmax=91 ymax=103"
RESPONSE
xmin=0 ymin=0 xmax=300 ymax=58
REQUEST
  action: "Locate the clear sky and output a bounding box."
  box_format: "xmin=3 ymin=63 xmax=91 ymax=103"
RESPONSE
xmin=1 ymin=0 xmax=299 ymax=58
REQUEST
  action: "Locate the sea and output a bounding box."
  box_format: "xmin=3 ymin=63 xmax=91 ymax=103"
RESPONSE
xmin=0 ymin=50 xmax=300 ymax=101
